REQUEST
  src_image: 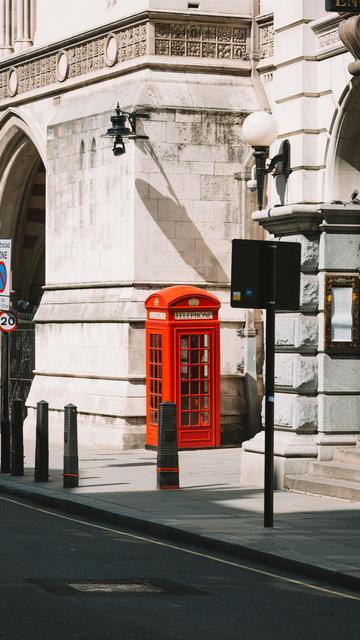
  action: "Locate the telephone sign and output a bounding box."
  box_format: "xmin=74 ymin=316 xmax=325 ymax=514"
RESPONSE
xmin=0 ymin=310 xmax=17 ymax=333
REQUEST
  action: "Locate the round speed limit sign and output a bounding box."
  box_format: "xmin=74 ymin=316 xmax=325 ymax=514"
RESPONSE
xmin=0 ymin=310 xmax=17 ymax=333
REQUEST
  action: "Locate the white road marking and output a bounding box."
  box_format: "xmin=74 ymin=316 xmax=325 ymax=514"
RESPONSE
xmin=0 ymin=494 xmax=359 ymax=602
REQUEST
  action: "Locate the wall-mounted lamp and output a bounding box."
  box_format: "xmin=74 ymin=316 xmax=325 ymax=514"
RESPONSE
xmin=102 ymin=103 xmax=150 ymax=156
xmin=241 ymin=111 xmax=292 ymax=210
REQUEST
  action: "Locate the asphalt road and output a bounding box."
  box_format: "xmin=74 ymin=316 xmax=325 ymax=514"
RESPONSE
xmin=0 ymin=492 xmax=359 ymax=640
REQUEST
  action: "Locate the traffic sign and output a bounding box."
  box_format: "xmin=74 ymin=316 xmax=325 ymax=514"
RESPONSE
xmin=0 ymin=310 xmax=17 ymax=333
xmin=0 ymin=239 xmax=11 ymax=310
xmin=0 ymin=261 xmax=6 ymax=293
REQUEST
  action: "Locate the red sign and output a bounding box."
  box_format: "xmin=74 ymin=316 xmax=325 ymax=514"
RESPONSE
xmin=0 ymin=310 xmax=17 ymax=333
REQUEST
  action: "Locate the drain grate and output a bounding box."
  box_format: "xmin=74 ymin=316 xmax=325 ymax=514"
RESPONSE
xmin=68 ymin=582 xmax=163 ymax=594
xmin=27 ymin=578 xmax=207 ymax=597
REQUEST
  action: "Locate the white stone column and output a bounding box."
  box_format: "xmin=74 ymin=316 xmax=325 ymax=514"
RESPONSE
xmin=0 ymin=0 xmax=13 ymax=58
xmin=14 ymin=0 xmax=32 ymax=52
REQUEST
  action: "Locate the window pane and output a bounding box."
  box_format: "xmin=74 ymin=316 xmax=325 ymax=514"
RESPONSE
xmin=200 ymin=349 xmax=208 ymax=363
xmin=190 ymin=335 xmax=198 ymax=348
xmin=181 ymin=349 xmax=188 ymax=363
xmin=181 ymin=381 xmax=189 ymax=394
xmin=181 ymin=365 xmax=188 ymax=379
xmin=181 ymin=336 xmax=188 ymax=349
xmin=190 ymin=349 xmax=198 ymax=364
xmin=182 ymin=412 xmax=189 ymax=426
xmin=191 ymin=381 xmax=199 ymax=394
xmin=200 ymin=335 xmax=209 ymax=348
xmin=201 ymin=381 xmax=208 ymax=394
xmin=191 ymin=397 xmax=199 ymax=410
xmin=181 ymin=397 xmax=189 ymax=410
xmin=201 ymin=412 xmax=209 ymax=424
xmin=200 ymin=396 xmax=208 ymax=408
xmin=190 ymin=366 xmax=198 ymax=379
xmin=191 ymin=412 xmax=199 ymax=426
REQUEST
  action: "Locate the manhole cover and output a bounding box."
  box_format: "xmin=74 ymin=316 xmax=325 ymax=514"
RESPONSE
xmin=27 ymin=579 xmax=206 ymax=596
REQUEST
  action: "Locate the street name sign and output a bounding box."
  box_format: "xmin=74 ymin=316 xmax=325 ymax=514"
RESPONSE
xmin=326 ymin=0 xmax=360 ymax=12
xmin=0 ymin=310 xmax=17 ymax=333
xmin=231 ymin=239 xmax=301 ymax=311
xmin=0 ymin=239 xmax=11 ymax=310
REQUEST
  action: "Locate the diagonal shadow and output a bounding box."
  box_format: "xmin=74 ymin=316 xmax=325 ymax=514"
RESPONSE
xmin=135 ymin=142 xmax=229 ymax=283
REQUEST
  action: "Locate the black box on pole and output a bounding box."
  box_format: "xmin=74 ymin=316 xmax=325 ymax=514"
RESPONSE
xmin=230 ymin=239 xmax=301 ymax=311
xmin=157 ymin=402 xmax=179 ymax=490
xmin=35 ymin=400 xmax=49 ymax=482
xmin=10 ymin=399 xmax=24 ymax=476
xmin=63 ymin=404 xmax=79 ymax=488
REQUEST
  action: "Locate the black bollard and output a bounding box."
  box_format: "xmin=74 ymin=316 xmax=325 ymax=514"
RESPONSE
xmin=34 ymin=401 xmax=49 ymax=482
xmin=63 ymin=404 xmax=79 ymax=488
xmin=157 ymin=402 xmax=179 ymax=490
xmin=10 ymin=399 xmax=24 ymax=476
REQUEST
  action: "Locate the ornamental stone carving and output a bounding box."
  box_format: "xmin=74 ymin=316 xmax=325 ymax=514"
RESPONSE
xmin=104 ymin=33 xmax=118 ymax=66
xmin=259 ymin=22 xmax=274 ymax=58
xmin=7 ymin=66 xmax=18 ymax=96
xmin=339 ymin=15 xmax=360 ymax=75
xmin=154 ymin=22 xmax=248 ymax=60
xmin=56 ymin=50 xmax=69 ymax=82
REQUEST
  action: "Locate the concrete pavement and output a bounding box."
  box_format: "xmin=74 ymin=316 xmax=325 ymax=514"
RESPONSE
xmin=0 ymin=443 xmax=359 ymax=591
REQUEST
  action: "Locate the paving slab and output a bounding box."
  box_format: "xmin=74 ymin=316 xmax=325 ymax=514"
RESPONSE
xmin=0 ymin=444 xmax=359 ymax=591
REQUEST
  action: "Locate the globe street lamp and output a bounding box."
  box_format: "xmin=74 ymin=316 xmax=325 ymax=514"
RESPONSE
xmin=241 ymin=111 xmax=291 ymax=210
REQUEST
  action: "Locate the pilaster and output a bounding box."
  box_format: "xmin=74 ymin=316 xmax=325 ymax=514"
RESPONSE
xmin=241 ymin=203 xmax=360 ymax=487
xmin=0 ymin=0 xmax=13 ymax=58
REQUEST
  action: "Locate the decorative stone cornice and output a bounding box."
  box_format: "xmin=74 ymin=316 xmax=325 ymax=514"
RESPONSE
xmin=252 ymin=204 xmax=323 ymax=236
xmin=310 ymin=14 xmax=346 ymax=60
xmin=252 ymin=203 xmax=360 ymax=236
xmin=0 ymin=12 xmax=251 ymax=104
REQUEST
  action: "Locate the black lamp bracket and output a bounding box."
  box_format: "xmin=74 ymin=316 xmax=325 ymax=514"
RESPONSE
xmin=123 ymin=109 xmax=150 ymax=139
xmin=265 ymin=139 xmax=292 ymax=179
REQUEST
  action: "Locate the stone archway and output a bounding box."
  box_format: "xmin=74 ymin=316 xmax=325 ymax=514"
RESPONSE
xmin=0 ymin=114 xmax=45 ymax=404
xmin=332 ymin=81 xmax=360 ymax=203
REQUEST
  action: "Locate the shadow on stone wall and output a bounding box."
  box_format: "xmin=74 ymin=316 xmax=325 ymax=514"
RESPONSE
xmin=135 ymin=143 xmax=228 ymax=283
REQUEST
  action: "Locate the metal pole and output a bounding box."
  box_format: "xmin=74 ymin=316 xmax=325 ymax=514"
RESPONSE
xmin=264 ymin=243 xmax=277 ymax=528
xmin=34 ymin=400 xmax=49 ymax=481
xmin=1 ymin=332 xmax=10 ymax=473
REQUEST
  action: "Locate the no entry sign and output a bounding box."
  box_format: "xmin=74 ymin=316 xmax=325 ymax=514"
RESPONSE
xmin=0 ymin=310 xmax=17 ymax=333
xmin=0 ymin=239 xmax=11 ymax=310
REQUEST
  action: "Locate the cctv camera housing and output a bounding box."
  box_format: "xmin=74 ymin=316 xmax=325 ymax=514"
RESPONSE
xmin=246 ymin=179 xmax=257 ymax=192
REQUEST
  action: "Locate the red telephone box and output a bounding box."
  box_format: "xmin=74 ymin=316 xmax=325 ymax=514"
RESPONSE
xmin=145 ymin=285 xmax=220 ymax=449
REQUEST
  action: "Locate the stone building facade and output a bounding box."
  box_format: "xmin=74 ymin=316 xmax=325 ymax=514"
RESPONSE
xmin=0 ymin=1 xmax=359 ymax=485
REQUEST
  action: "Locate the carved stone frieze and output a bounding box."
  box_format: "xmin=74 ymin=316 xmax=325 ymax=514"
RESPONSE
xmin=154 ymin=22 xmax=248 ymax=60
xmin=318 ymin=29 xmax=341 ymax=49
xmin=259 ymin=22 xmax=274 ymax=59
xmin=0 ymin=17 xmax=249 ymax=102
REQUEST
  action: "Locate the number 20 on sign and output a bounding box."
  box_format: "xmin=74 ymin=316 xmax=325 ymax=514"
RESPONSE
xmin=0 ymin=310 xmax=17 ymax=333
